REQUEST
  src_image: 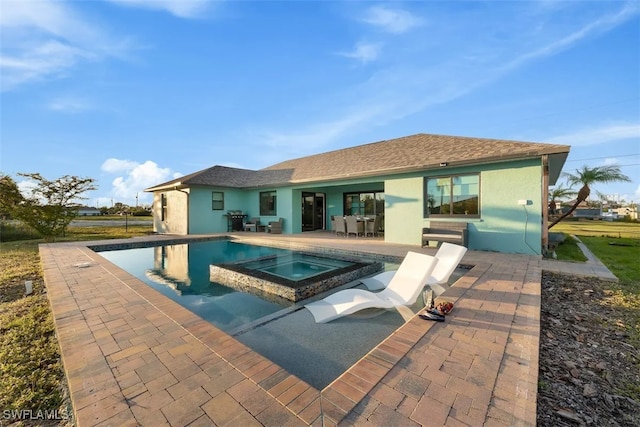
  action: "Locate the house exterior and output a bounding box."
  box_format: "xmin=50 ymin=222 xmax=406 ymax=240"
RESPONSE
xmin=145 ymin=133 xmax=570 ymax=255
xmin=611 ymin=206 xmax=638 ymax=220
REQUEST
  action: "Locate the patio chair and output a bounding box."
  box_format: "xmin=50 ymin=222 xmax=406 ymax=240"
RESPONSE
xmin=243 ymin=217 xmax=260 ymax=232
xmin=360 ymin=242 xmax=467 ymax=296
xmin=334 ymin=216 xmax=346 ymax=236
xmin=345 ymin=215 xmax=364 ymax=237
xmin=364 ymin=215 xmax=382 ymax=237
xmin=268 ymin=218 xmax=284 ymax=234
xmin=305 ymin=251 xmax=438 ymax=323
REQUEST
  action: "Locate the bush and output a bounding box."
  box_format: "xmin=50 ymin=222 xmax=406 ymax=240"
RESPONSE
xmin=0 ymin=221 xmax=41 ymax=242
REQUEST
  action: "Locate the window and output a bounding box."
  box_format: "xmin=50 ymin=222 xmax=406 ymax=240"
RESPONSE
xmin=212 ymin=192 xmax=224 ymax=210
xmin=161 ymin=193 xmax=168 ymax=221
xmin=344 ymin=191 xmax=384 ymax=216
xmin=425 ymin=174 xmax=479 ymax=217
xmin=260 ymin=191 xmax=277 ymax=216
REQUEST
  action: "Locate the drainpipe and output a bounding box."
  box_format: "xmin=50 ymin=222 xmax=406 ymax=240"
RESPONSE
xmin=175 ymin=186 xmax=190 ymax=235
xmin=542 ymin=155 xmax=550 ymax=254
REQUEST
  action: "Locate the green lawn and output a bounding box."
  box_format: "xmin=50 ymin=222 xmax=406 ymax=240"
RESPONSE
xmin=551 ymin=219 xmax=640 ymax=239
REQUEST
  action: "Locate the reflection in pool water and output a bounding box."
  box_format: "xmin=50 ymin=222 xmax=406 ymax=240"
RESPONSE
xmin=98 ymin=239 xmax=297 ymax=331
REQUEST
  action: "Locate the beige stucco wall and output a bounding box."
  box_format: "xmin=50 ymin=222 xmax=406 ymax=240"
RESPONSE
xmin=152 ymin=190 xmax=188 ymax=235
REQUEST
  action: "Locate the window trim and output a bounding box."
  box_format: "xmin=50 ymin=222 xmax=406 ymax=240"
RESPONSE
xmin=424 ymin=173 xmax=480 ymax=218
xmin=343 ymin=190 xmax=385 ymax=216
xmin=161 ymin=193 xmax=168 ymax=221
xmin=211 ymin=191 xmax=224 ymax=211
xmin=259 ymin=190 xmax=277 ymax=216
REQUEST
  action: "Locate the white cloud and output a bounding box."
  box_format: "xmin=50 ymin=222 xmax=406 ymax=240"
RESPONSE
xmin=106 ymin=0 xmax=214 ymax=18
xmin=47 ymin=96 xmax=95 ymax=114
xmin=337 ymin=41 xmax=381 ymax=64
xmin=498 ymin=2 xmax=640 ymax=74
xmin=101 ymin=158 xmax=182 ymax=203
xmin=360 ymin=6 xmax=423 ymax=34
xmin=0 ymin=0 xmax=133 ymax=91
xmin=101 ymin=158 xmax=140 ymax=174
xmin=546 ymin=123 xmax=640 ymax=147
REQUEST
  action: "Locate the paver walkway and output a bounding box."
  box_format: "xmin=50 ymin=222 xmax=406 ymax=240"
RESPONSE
xmin=39 ymin=232 xmax=616 ymax=426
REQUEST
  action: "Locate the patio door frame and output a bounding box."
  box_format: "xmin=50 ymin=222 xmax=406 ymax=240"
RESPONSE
xmin=302 ymin=192 xmax=326 ymax=232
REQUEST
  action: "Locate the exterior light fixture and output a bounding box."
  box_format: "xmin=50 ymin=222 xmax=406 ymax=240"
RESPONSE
xmin=439 ymin=162 xmax=448 ymax=167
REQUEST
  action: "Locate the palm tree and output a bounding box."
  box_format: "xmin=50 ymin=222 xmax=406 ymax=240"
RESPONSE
xmin=548 ymin=165 xmax=631 ymax=229
xmin=548 ymin=185 xmax=575 ymax=215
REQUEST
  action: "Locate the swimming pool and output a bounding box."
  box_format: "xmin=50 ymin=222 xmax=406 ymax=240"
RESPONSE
xmin=97 ymin=239 xmax=298 ymax=331
xmin=95 ymin=238 xmax=461 ymax=389
xmin=97 ymin=239 xmax=380 ymax=328
xmin=211 ymin=252 xmax=381 ymax=302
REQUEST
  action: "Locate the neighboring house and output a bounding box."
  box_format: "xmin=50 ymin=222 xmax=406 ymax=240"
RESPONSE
xmin=612 ymin=206 xmax=638 ymax=220
xmin=573 ymin=208 xmax=603 ymax=219
xmin=566 ymin=200 xmax=604 ymax=220
xmin=77 ymin=206 xmax=101 ymax=216
xmin=145 ymin=133 xmax=570 ymax=255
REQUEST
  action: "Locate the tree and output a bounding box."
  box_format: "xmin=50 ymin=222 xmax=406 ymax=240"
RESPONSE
xmin=0 ymin=173 xmax=24 ymax=219
xmin=548 ymin=185 xmax=576 ymax=215
xmin=2 ymin=173 xmax=97 ymax=242
xmin=548 ymin=165 xmax=631 ymax=229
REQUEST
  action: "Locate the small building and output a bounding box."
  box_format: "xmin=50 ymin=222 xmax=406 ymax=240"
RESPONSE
xmin=77 ymin=207 xmax=101 ymax=216
xmin=145 ymin=133 xmax=569 ymax=255
xmin=612 ymin=206 xmax=638 ymax=220
xmin=572 ymin=207 xmax=603 ymax=220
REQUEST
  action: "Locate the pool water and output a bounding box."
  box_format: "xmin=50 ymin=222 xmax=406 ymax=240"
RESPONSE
xmin=243 ymin=254 xmax=354 ymax=281
xmin=98 ymin=239 xmax=297 ymax=331
xmin=97 ymin=238 xmax=458 ymax=390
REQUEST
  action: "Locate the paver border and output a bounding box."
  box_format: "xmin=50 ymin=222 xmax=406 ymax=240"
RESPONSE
xmin=41 ymin=233 xmax=551 ymax=426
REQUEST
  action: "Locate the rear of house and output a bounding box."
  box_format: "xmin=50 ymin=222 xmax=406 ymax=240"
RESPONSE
xmin=145 ymin=133 xmax=570 ymax=255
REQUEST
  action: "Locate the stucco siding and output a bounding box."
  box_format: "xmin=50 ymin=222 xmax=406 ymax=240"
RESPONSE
xmin=474 ymin=162 xmax=543 ymax=254
xmin=384 ymin=177 xmax=425 ymax=246
xmin=151 ymin=159 xmax=546 ymax=254
xmin=152 ymin=190 xmax=188 ymax=235
xmin=189 ymin=187 xmax=248 ymax=234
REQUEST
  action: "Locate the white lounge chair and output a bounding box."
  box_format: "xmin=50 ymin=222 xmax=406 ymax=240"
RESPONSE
xmin=360 ymin=242 xmax=467 ymax=296
xmin=305 ymin=251 xmax=438 ymax=323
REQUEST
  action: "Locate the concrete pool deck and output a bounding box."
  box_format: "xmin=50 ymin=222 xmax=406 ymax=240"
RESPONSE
xmin=39 ymin=232 xmax=617 ymax=426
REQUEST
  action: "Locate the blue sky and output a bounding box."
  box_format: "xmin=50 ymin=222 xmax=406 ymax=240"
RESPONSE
xmin=1 ymin=0 xmax=639 ymax=207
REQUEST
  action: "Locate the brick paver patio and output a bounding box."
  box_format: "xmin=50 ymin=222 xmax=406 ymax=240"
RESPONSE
xmin=39 ymin=232 xmax=616 ymax=426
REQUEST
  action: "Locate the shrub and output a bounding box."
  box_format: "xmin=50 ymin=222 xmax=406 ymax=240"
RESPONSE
xmin=0 ymin=221 xmax=41 ymax=242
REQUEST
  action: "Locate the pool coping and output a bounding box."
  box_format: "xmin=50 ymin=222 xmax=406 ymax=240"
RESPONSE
xmin=39 ymin=232 xmax=595 ymax=426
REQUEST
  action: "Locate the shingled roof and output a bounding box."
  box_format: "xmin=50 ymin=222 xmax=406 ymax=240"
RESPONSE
xmin=146 ymin=133 xmax=570 ymax=191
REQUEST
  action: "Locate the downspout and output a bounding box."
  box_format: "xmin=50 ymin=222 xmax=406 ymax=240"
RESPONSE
xmin=175 ymin=186 xmax=190 ymax=235
xmin=542 ymin=155 xmax=550 ymax=254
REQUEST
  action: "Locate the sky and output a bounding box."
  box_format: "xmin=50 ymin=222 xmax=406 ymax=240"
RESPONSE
xmin=1 ymin=0 xmax=639 ymax=208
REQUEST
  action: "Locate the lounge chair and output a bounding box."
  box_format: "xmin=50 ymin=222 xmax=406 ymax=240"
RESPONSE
xmin=360 ymin=242 xmax=467 ymax=296
xmin=305 ymin=251 xmax=438 ymax=323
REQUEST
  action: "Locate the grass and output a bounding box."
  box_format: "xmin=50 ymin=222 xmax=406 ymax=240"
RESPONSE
xmin=551 ymin=219 xmax=640 ymax=239
xmin=0 ymin=224 xmax=153 ymax=420
xmin=552 ymin=234 xmax=587 ymax=262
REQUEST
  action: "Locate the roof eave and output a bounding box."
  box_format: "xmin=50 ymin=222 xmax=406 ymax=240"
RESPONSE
xmin=275 ymin=149 xmax=572 ymax=185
